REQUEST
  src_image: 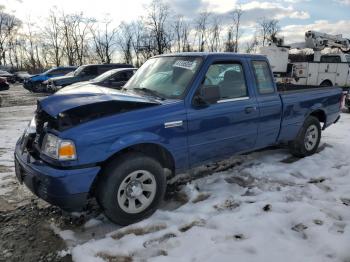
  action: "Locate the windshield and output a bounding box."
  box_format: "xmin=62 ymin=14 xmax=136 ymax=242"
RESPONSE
xmin=124 ymin=56 xmax=203 ymax=99
xmin=73 ymin=65 xmax=86 ymax=76
xmin=43 ymin=68 xmax=59 ymax=75
xmin=91 ymin=69 xmax=117 ymax=82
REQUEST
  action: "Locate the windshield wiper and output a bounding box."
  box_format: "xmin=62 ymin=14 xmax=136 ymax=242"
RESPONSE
xmin=133 ymin=88 xmax=165 ymax=100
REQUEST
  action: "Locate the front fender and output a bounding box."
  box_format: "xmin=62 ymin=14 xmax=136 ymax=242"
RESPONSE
xmin=108 ymin=131 xmax=170 ymax=156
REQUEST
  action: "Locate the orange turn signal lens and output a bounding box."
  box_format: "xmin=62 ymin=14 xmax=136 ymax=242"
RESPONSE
xmin=58 ymin=141 xmax=76 ymax=160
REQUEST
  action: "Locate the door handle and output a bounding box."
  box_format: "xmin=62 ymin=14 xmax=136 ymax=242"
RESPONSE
xmin=245 ymin=106 xmax=257 ymax=113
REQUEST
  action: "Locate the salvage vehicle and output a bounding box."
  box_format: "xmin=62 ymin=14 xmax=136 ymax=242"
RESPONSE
xmin=0 ymin=70 xmax=15 ymax=83
xmin=23 ymin=66 xmax=77 ymax=92
xmin=46 ymin=64 xmax=133 ymax=92
xmin=15 ymin=53 xmax=342 ymax=225
xmin=56 ymin=68 xmax=137 ymax=93
xmin=0 ymin=77 xmax=9 ymax=91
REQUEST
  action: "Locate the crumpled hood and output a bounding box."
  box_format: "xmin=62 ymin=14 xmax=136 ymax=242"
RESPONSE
xmin=38 ymin=84 xmax=161 ymax=117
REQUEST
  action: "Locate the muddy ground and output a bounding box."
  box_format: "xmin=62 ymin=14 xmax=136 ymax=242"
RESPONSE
xmin=0 ymin=85 xmax=73 ymax=262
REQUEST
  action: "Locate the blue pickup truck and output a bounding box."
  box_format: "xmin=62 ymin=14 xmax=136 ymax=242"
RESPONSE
xmin=15 ymin=53 xmax=342 ymax=225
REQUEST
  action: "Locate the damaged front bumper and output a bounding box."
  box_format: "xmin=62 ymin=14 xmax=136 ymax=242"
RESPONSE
xmin=14 ymin=140 xmax=100 ymax=211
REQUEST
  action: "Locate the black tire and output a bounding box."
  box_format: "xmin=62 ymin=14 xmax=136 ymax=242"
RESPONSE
xmin=96 ymin=152 xmax=166 ymax=226
xmin=320 ymin=80 xmax=332 ymax=87
xmin=288 ymin=116 xmax=321 ymax=157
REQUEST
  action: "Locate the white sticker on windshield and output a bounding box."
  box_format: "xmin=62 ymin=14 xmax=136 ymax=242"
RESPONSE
xmin=173 ymin=60 xmax=197 ymax=70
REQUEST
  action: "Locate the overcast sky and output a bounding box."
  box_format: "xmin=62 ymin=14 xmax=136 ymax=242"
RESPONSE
xmin=0 ymin=0 xmax=349 ymax=43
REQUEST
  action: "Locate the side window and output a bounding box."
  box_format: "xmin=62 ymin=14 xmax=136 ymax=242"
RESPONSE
xmin=202 ymin=62 xmax=247 ymax=103
xmin=83 ymin=66 xmax=98 ymax=76
xmin=98 ymin=67 xmax=111 ymax=75
xmin=252 ymin=61 xmax=274 ymax=94
xmin=49 ymin=69 xmax=63 ymax=76
xmin=62 ymin=68 xmax=74 ymax=74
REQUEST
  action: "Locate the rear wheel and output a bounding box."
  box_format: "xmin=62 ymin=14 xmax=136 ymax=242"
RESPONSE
xmin=289 ymin=116 xmax=321 ymax=157
xmin=96 ymin=153 xmax=166 ymax=226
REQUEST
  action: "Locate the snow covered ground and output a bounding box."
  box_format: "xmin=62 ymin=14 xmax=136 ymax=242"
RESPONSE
xmin=0 ymin=105 xmax=34 ymax=196
xmin=65 ymin=114 xmax=350 ymax=262
xmin=1 ymin=102 xmax=350 ymax=262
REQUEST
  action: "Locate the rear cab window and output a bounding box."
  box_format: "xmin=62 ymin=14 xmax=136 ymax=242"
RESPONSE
xmin=252 ymin=60 xmax=275 ymax=94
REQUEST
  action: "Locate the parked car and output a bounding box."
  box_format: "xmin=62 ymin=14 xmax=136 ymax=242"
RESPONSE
xmin=0 ymin=77 xmax=9 ymax=91
xmin=46 ymin=63 xmax=134 ymax=92
xmin=15 ymin=53 xmax=342 ymax=225
xmin=13 ymin=71 xmax=31 ymax=83
xmin=23 ymin=66 xmax=77 ymax=93
xmin=0 ymin=70 xmax=15 ymax=83
xmin=58 ymin=68 xmax=137 ymax=92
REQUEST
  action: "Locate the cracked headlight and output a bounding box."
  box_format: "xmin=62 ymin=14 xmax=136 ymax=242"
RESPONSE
xmin=42 ymin=133 xmax=77 ymax=160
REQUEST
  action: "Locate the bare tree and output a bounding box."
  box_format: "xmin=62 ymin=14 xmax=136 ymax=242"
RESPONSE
xmin=45 ymin=10 xmax=63 ymax=66
xmin=91 ymin=19 xmax=117 ymax=63
xmin=145 ymin=0 xmax=172 ymax=55
xmin=232 ymin=6 xmax=243 ymax=52
xmin=173 ymin=15 xmax=184 ymax=52
xmin=224 ymin=31 xmax=235 ymax=52
xmin=173 ymin=15 xmax=191 ymax=52
xmin=208 ymin=15 xmax=221 ymax=52
xmin=61 ymin=12 xmax=77 ymax=65
xmin=224 ymin=6 xmax=243 ymax=53
xmin=60 ymin=12 xmax=94 ymax=65
xmin=117 ymin=22 xmax=133 ymax=64
xmin=0 ymin=6 xmax=21 ymax=65
xmin=130 ymin=21 xmax=147 ymax=66
xmin=23 ymin=20 xmax=41 ymax=70
xmin=245 ymin=34 xmax=259 ymax=53
xmin=194 ymin=11 xmax=211 ymax=52
xmin=258 ymin=17 xmax=280 ymax=46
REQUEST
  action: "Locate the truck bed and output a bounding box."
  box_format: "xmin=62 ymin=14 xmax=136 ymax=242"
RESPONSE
xmin=277 ymin=84 xmax=342 ymax=143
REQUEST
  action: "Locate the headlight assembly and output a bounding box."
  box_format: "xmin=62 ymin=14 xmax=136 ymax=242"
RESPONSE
xmin=41 ymin=133 xmax=77 ymax=160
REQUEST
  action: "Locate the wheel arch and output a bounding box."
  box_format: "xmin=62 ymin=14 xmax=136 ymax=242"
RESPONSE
xmin=319 ymin=79 xmax=333 ymax=87
xmin=90 ymin=142 xmax=175 ymax=196
xmin=309 ymin=109 xmax=327 ymax=129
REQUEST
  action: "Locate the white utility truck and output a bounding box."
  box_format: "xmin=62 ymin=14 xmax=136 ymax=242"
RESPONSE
xmin=260 ymin=31 xmax=350 ymax=88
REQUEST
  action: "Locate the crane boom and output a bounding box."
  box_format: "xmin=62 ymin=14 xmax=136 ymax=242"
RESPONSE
xmin=290 ymin=30 xmax=350 ymax=53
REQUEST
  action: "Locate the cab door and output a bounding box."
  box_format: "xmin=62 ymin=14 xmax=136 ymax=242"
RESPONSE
xmin=186 ymin=58 xmax=259 ymax=167
xmin=250 ymin=60 xmax=282 ymax=148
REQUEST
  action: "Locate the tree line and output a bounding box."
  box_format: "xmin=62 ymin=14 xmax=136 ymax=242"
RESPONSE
xmin=0 ymin=0 xmax=280 ymax=72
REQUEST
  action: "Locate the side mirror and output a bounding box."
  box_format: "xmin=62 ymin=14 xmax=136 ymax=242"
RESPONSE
xmin=193 ymin=85 xmax=220 ymax=107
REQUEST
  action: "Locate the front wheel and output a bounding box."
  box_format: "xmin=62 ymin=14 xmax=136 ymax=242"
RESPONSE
xmin=288 ymin=116 xmax=321 ymax=157
xmin=96 ymin=153 xmax=166 ymax=226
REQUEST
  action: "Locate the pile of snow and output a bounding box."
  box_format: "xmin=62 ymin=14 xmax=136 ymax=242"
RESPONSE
xmin=55 ymin=113 xmax=350 ymax=262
